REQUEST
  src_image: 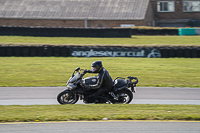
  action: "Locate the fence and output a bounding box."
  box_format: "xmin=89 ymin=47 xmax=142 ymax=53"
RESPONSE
xmin=0 ymin=45 xmax=199 ymax=58
xmin=0 ymin=27 xmax=131 ymax=37
xmin=179 ymin=28 xmax=200 ymax=36
xmin=0 ymin=26 xmax=180 ymax=37
xmin=131 ymin=29 xmax=178 ymax=35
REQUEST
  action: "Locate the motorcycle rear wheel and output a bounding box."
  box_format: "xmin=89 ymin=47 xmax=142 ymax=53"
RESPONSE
xmin=116 ymin=89 xmax=133 ymax=104
xmin=57 ymin=91 xmax=79 ymax=104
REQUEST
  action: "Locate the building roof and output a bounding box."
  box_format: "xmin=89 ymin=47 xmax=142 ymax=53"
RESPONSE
xmin=0 ymin=0 xmax=149 ymax=20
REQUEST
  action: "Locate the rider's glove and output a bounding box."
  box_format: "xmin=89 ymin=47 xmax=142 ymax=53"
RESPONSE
xmin=83 ymin=69 xmax=88 ymax=74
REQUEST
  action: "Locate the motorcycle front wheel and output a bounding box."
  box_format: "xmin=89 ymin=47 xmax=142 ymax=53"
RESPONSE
xmin=57 ymin=91 xmax=79 ymax=104
xmin=116 ymin=89 xmax=133 ymax=104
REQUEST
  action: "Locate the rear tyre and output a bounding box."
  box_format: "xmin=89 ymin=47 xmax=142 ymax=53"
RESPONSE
xmin=116 ymin=89 xmax=133 ymax=104
xmin=57 ymin=91 xmax=79 ymax=104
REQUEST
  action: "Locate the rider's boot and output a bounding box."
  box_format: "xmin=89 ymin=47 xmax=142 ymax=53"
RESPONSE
xmin=110 ymin=92 xmax=118 ymax=100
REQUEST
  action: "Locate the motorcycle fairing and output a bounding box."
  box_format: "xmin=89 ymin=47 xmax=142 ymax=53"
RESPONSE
xmin=83 ymin=76 xmax=98 ymax=85
xmin=67 ymin=72 xmax=81 ymax=84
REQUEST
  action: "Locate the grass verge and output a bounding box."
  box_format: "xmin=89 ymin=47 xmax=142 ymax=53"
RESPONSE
xmin=0 ymin=36 xmax=200 ymax=46
xmin=0 ymin=104 xmax=199 ymax=122
xmin=0 ymin=57 xmax=200 ymax=87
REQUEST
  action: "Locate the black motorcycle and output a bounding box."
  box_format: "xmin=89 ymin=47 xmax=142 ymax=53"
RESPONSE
xmin=57 ymin=67 xmax=138 ymax=104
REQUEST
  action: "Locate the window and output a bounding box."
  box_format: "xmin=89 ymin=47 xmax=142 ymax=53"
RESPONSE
xmin=157 ymin=1 xmax=175 ymax=12
xmin=184 ymin=1 xmax=200 ymax=12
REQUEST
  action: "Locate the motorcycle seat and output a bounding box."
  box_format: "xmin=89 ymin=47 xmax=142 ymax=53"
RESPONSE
xmin=114 ymin=79 xmax=128 ymax=88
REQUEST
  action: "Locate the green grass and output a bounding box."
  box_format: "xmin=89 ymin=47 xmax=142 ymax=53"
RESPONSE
xmin=0 ymin=36 xmax=200 ymax=46
xmin=0 ymin=104 xmax=199 ymax=122
xmin=0 ymin=57 xmax=200 ymax=87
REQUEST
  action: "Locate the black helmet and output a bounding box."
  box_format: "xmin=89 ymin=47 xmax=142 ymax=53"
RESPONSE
xmin=91 ymin=61 xmax=103 ymax=72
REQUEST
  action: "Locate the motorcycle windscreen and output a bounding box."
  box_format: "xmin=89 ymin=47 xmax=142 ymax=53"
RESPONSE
xmin=68 ymin=72 xmax=81 ymax=83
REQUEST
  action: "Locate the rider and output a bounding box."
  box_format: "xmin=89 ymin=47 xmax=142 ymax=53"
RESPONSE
xmin=83 ymin=61 xmax=113 ymax=101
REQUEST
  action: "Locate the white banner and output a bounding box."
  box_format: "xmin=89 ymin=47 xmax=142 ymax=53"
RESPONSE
xmin=70 ymin=48 xmax=161 ymax=58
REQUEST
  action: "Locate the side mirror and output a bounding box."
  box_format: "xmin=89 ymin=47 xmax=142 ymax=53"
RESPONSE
xmin=75 ymin=67 xmax=80 ymax=71
xmin=72 ymin=67 xmax=80 ymax=77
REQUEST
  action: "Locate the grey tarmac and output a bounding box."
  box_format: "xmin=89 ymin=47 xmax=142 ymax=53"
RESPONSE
xmin=0 ymin=121 xmax=200 ymax=133
xmin=1 ymin=87 xmax=200 ymax=133
xmin=0 ymin=87 xmax=200 ymax=105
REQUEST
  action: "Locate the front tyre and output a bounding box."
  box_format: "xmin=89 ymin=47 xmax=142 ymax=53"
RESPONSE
xmin=57 ymin=91 xmax=79 ymax=104
xmin=116 ymin=89 xmax=133 ymax=104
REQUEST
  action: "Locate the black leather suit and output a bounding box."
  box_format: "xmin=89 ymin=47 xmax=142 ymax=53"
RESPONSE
xmin=86 ymin=67 xmax=113 ymax=98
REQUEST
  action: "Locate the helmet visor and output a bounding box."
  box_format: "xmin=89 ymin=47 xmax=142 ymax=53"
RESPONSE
xmin=91 ymin=66 xmax=97 ymax=72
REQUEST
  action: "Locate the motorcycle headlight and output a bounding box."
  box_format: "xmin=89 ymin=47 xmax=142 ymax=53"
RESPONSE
xmin=67 ymin=83 xmax=77 ymax=90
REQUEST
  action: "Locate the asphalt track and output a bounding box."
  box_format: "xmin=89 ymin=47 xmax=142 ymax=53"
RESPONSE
xmin=1 ymin=121 xmax=200 ymax=133
xmin=1 ymin=87 xmax=200 ymax=133
xmin=0 ymin=87 xmax=200 ymax=105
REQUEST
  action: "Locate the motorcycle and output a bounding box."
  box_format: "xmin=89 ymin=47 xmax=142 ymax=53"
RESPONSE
xmin=57 ymin=67 xmax=138 ymax=104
